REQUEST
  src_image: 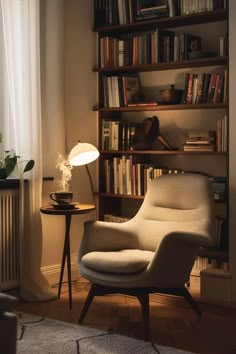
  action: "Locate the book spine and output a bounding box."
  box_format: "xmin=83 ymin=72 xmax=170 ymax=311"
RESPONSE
xmin=186 ymin=73 xmax=194 ymax=104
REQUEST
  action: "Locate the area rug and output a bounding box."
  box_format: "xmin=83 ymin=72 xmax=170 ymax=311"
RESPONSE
xmin=16 ymin=313 xmax=195 ymax=354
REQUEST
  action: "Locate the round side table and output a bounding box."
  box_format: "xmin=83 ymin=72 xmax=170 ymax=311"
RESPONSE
xmin=40 ymin=203 xmax=95 ymax=309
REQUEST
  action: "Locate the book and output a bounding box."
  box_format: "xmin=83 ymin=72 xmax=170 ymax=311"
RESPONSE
xmin=102 ymin=120 xmax=110 ymax=150
xmin=184 ymin=34 xmax=201 ymax=60
xmin=109 ymin=121 xmax=119 ymax=150
xmin=159 ymin=29 xmax=175 ymax=62
xmin=127 ymin=102 xmax=158 ymax=106
xmin=118 ymin=40 xmax=125 ymax=66
xmin=168 ymin=0 xmax=179 ymax=17
xmin=122 ymin=75 xmax=142 ymax=105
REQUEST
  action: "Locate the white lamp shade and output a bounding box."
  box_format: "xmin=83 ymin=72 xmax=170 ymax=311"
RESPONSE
xmin=68 ymin=142 xmax=100 ymax=166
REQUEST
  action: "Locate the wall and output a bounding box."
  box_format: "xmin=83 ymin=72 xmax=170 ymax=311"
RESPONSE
xmin=39 ymin=0 xmax=72 ymax=282
xmin=39 ymin=0 xmax=96 ymax=284
xmin=40 ymin=0 xmax=68 ymax=282
xmin=64 ymin=0 xmax=97 ymax=254
xmin=40 ymin=0 xmax=66 ymax=177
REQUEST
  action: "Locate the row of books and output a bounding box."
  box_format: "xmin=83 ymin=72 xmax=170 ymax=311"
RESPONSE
xmin=182 ymin=71 xmax=227 ymax=105
xmin=102 ymin=74 xmax=142 ymax=108
xmin=180 ymin=0 xmax=227 ymax=16
xmin=99 ymin=31 xmax=202 ymax=68
xmin=104 ymin=213 xmax=130 ymax=222
xmin=102 ymin=120 xmax=137 ymax=150
xmin=102 ymin=70 xmax=227 ymax=108
xmin=103 ymin=121 xmax=227 ymax=153
xmin=104 ymin=157 xmax=174 ymax=195
xmin=94 ymin=0 xmax=227 ymax=28
xmin=183 ymin=121 xmax=227 ymax=152
xmin=191 ymin=256 xmax=210 ymax=276
xmin=190 ymin=253 xmax=229 ymax=278
xmin=103 ymin=156 xmax=227 ymax=199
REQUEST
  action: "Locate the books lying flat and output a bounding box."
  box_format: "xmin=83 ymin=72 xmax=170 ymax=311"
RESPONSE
xmin=127 ymin=102 xmax=158 ymax=107
xmin=183 ymin=145 xmax=216 ymax=151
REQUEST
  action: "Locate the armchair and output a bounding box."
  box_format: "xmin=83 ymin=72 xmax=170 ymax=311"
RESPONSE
xmin=78 ymin=173 xmax=215 ymax=339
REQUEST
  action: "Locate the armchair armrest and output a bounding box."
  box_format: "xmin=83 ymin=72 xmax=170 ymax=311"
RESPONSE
xmin=79 ymin=220 xmax=139 ymax=259
xmin=164 ymin=230 xmax=214 ymax=247
xmin=147 ymin=231 xmax=212 ymax=287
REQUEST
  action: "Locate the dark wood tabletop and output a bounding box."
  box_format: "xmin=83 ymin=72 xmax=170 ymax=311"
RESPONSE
xmin=40 ymin=203 xmax=96 ymax=216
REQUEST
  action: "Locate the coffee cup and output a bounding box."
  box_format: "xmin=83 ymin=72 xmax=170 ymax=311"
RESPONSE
xmin=50 ymin=191 xmax=73 ymax=204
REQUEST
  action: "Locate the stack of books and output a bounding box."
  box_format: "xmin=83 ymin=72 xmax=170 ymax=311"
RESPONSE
xmin=183 ymin=130 xmax=216 ymax=151
xmin=136 ymin=1 xmax=169 ymax=21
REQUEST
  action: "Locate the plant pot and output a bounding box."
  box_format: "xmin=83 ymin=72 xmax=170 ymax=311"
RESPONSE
xmin=0 ymin=168 xmax=8 ymax=179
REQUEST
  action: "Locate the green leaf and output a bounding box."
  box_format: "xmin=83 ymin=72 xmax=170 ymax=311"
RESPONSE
xmin=0 ymin=131 xmax=2 ymax=143
xmin=5 ymin=155 xmax=17 ymax=175
xmin=23 ymin=159 xmax=35 ymax=173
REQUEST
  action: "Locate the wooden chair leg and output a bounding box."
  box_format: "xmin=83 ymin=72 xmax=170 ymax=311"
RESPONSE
xmin=182 ymin=287 xmax=201 ymax=316
xmin=79 ymin=283 xmax=96 ymax=324
xmin=137 ymin=292 xmax=150 ymax=341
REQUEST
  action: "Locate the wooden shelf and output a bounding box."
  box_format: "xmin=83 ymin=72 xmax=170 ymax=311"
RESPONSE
xmin=100 ymin=150 xmax=227 ymax=156
xmin=94 ymin=56 xmax=228 ymax=74
xmin=96 ymin=103 xmax=227 ymax=112
xmin=95 ymin=192 xmax=144 ymax=200
xmin=94 ymin=9 xmax=227 ymax=34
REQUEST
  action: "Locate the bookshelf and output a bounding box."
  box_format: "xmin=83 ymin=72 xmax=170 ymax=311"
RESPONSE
xmin=94 ymin=1 xmax=229 ymax=300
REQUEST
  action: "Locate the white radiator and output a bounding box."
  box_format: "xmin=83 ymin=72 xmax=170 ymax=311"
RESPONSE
xmin=0 ymin=188 xmax=20 ymax=290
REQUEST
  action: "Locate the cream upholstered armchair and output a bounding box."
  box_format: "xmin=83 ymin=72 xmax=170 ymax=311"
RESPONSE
xmin=78 ymin=173 xmax=215 ymax=338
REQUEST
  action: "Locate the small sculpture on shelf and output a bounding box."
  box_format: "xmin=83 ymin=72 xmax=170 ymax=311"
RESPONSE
xmin=131 ymin=116 xmax=178 ymax=151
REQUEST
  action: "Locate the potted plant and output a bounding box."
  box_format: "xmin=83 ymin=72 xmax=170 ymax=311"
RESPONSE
xmin=0 ymin=131 xmax=35 ymax=179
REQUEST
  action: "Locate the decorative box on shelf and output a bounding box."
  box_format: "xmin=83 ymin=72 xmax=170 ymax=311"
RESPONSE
xmin=200 ymin=268 xmax=231 ymax=304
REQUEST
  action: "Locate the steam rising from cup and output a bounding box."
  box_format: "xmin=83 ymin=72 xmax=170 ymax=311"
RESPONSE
xmin=56 ymin=154 xmax=73 ymax=192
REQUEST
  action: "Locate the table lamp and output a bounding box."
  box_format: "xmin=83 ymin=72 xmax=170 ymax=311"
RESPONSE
xmin=68 ymin=141 xmax=99 ymax=205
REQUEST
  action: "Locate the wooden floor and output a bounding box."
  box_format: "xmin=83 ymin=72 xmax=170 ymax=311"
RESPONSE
xmin=14 ymin=277 xmax=236 ymax=354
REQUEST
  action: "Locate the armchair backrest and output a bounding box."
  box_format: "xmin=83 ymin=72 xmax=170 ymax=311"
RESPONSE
xmin=132 ymin=173 xmax=215 ymax=251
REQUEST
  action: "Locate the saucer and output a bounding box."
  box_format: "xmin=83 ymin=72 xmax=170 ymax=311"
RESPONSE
xmin=50 ymin=202 xmax=79 ymax=210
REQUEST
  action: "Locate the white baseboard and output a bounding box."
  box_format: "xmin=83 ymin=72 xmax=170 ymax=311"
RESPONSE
xmin=41 ymin=253 xmax=79 ymax=286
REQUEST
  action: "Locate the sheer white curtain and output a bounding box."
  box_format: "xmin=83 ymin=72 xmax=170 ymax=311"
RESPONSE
xmin=0 ymin=0 xmax=56 ymax=301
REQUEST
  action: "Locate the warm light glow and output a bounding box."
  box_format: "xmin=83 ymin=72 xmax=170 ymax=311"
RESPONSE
xmin=68 ymin=142 xmax=99 ymax=166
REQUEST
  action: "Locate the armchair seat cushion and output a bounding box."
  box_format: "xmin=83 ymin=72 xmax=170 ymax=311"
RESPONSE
xmin=81 ymin=249 xmax=154 ymax=274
